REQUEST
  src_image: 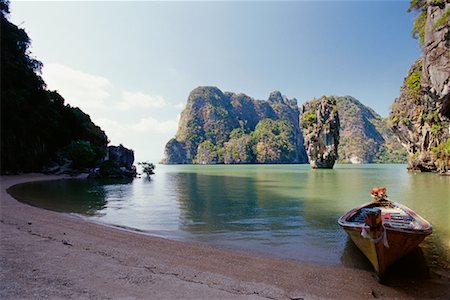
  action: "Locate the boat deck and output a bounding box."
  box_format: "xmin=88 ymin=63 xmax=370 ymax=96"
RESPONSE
xmin=348 ymin=203 xmax=420 ymax=230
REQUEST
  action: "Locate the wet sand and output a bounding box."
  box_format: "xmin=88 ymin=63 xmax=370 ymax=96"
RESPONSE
xmin=1 ymin=174 xmax=448 ymax=299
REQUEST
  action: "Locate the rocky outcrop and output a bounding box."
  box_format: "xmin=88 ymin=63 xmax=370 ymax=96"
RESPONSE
xmin=300 ymin=96 xmax=340 ymax=169
xmin=390 ymin=59 xmax=449 ymax=172
xmin=90 ymin=145 xmax=137 ymax=178
xmin=162 ymin=86 xmax=308 ymax=164
xmin=162 ymin=138 xmax=189 ymax=164
xmin=337 ymin=96 xmax=407 ymax=164
xmin=107 ymin=145 xmax=135 ymax=170
xmin=390 ymin=1 xmax=450 ymax=173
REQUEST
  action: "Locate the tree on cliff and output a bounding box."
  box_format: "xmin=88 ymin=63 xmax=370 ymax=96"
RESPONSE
xmin=0 ymin=0 xmax=108 ymax=173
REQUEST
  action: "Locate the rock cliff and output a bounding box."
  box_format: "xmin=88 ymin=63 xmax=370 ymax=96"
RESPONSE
xmin=300 ymin=96 xmax=340 ymax=169
xmin=107 ymin=145 xmax=135 ymax=170
xmin=162 ymin=87 xmax=308 ymax=164
xmin=337 ymin=96 xmax=407 ymax=164
xmin=390 ymin=1 xmax=450 ymax=173
xmin=90 ymin=145 xmax=137 ymax=178
xmin=422 ymin=1 xmax=450 ymax=118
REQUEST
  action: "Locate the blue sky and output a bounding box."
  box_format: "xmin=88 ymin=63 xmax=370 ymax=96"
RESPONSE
xmin=9 ymin=1 xmax=421 ymax=162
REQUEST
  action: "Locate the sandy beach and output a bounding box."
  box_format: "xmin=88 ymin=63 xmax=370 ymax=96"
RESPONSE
xmin=0 ymin=174 xmax=448 ymax=299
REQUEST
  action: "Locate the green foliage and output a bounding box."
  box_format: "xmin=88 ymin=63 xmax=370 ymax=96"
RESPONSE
xmin=390 ymin=116 xmax=400 ymax=125
xmin=433 ymin=8 xmax=450 ymax=29
xmin=194 ymin=140 xmax=221 ymax=164
xmin=337 ymin=96 xmax=407 ymax=163
xmin=300 ymin=111 xmax=318 ymax=129
xmin=408 ymin=0 xmax=426 ymax=12
xmin=223 ymin=135 xmax=254 ymax=164
xmin=431 ymin=123 xmax=443 ymax=135
xmin=64 ymin=140 xmax=96 ymax=169
xmin=409 ymin=0 xmax=447 ymax=45
xmin=0 ymin=2 xmax=108 ymax=173
xmin=252 ymin=119 xmax=296 ymax=163
xmin=229 ymin=128 xmax=246 ymax=140
xmin=138 ymin=161 xmax=155 ymax=178
xmin=184 ymin=118 xmax=204 ymax=153
xmin=425 ymin=109 xmax=442 ymax=133
xmin=170 ymin=86 xmax=308 ymax=164
xmin=373 ymin=145 xmax=408 ymax=164
xmin=406 ymin=71 xmax=422 ymax=92
xmin=412 ymin=8 xmax=427 ymax=45
xmin=400 ymin=117 xmax=411 ymax=125
xmin=432 ymin=138 xmax=450 ymax=172
xmin=428 ymin=110 xmax=439 ymax=122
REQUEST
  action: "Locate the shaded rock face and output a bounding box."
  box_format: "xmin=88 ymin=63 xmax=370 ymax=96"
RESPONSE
xmin=422 ymin=2 xmax=450 ymax=116
xmin=162 ymin=86 xmax=308 ymax=164
xmin=300 ymin=96 xmax=340 ymax=169
xmin=107 ymin=145 xmax=135 ymax=169
xmin=390 ymin=2 xmax=450 ymax=173
xmin=97 ymin=144 xmax=137 ymax=178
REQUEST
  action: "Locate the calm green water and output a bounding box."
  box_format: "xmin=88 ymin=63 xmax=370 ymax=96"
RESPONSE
xmin=9 ymin=164 xmax=450 ymax=271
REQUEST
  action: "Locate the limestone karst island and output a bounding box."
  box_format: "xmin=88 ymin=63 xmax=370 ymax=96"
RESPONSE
xmin=1 ymin=0 xmax=449 ymax=299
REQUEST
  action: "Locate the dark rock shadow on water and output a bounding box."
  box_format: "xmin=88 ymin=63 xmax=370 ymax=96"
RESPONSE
xmin=8 ymin=178 xmax=133 ymax=216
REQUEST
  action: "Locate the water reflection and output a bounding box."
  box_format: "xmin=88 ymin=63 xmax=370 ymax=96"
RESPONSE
xmin=172 ymin=171 xmax=305 ymax=236
xmin=8 ymin=178 xmax=133 ymax=215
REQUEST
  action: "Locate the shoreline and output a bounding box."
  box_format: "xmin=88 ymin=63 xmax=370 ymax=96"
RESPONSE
xmin=1 ymin=174 xmax=448 ymax=299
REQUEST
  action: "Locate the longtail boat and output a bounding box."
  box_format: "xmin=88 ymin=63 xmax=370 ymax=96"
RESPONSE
xmin=338 ymin=188 xmax=432 ymax=279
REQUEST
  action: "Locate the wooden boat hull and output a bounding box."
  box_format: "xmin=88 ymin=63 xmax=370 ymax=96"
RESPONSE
xmin=343 ymin=226 xmax=428 ymax=275
xmin=338 ymin=200 xmax=432 ymax=277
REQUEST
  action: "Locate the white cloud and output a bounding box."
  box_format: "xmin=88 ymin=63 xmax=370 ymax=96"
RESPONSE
xmin=40 ymin=63 xmax=179 ymax=162
xmin=94 ymin=118 xmax=127 ymax=137
xmin=42 ymin=63 xmax=112 ymax=110
xmin=174 ymin=102 xmax=185 ymax=109
xmin=130 ymin=117 xmax=178 ymax=134
xmin=117 ymin=91 xmax=166 ymax=110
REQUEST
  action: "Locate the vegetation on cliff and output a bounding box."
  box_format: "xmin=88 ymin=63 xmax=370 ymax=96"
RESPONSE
xmin=300 ymin=96 xmax=340 ymax=169
xmin=165 ymin=88 xmax=411 ymax=166
xmin=163 ymin=87 xmax=307 ymax=164
xmin=389 ymin=1 xmax=450 ymax=173
xmin=410 ymin=0 xmax=449 ymax=45
xmin=252 ymin=119 xmax=297 ymax=163
xmin=390 ymin=59 xmax=449 ymax=171
xmin=1 ymin=1 xmax=108 ymax=173
xmin=337 ymin=96 xmax=407 ymax=164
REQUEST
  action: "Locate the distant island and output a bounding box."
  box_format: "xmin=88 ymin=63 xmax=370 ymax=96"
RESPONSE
xmin=162 ymin=87 xmax=407 ymax=166
xmin=162 ymin=2 xmax=450 ymax=173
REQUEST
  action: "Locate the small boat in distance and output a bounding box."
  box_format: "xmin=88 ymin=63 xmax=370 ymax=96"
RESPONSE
xmin=338 ymin=187 xmax=432 ymax=280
